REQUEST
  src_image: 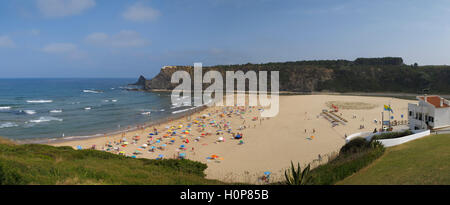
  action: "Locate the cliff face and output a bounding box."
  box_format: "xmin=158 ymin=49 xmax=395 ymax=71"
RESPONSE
xmin=143 ymin=65 xmax=333 ymax=92
xmin=138 ymin=57 xmax=450 ymax=94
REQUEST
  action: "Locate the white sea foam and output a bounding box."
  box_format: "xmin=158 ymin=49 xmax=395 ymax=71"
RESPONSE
xmin=84 ymin=107 xmax=92 ymax=110
xmin=160 ymin=109 xmax=165 ymax=112
xmin=23 ymin=110 xmax=36 ymax=115
xmin=50 ymin=109 xmax=63 ymax=113
xmin=83 ymin=89 xmax=103 ymax=94
xmin=171 ymin=107 xmax=196 ymax=114
xmin=29 ymin=116 xmax=63 ymax=123
xmin=111 ymin=99 xmax=118 ymax=102
xmin=141 ymin=112 xmax=151 ymax=115
xmin=27 ymin=100 xmax=53 ymax=103
xmin=0 ymin=122 xmax=18 ymax=129
xmin=0 ymin=106 xmax=11 ymax=110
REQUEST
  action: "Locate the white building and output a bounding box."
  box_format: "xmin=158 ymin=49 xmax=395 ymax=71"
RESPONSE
xmin=408 ymin=95 xmax=450 ymax=130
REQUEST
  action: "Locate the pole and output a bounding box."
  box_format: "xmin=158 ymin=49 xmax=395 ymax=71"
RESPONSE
xmin=382 ymin=111 xmax=384 ymax=131
xmin=389 ymin=103 xmax=391 ymax=130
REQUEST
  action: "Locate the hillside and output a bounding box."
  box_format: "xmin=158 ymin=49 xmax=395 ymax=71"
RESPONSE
xmin=337 ymin=134 xmax=450 ymax=185
xmin=0 ymin=140 xmax=223 ymax=185
xmin=139 ymin=57 xmax=450 ymax=94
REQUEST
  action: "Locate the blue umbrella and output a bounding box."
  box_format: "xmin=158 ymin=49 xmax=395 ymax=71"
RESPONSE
xmin=264 ymin=171 xmax=271 ymax=176
xmin=77 ymin=145 xmax=82 ymax=150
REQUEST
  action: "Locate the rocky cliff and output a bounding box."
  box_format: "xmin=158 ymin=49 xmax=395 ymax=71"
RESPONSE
xmin=138 ymin=57 xmax=450 ymax=94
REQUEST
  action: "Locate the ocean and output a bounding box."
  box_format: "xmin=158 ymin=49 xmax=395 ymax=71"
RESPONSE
xmin=0 ymin=78 xmax=195 ymax=142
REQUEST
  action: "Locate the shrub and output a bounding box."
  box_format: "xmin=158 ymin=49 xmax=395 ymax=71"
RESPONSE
xmin=284 ymin=162 xmax=311 ymax=185
xmin=371 ymin=130 xmax=413 ymax=141
xmin=307 ymin=139 xmax=385 ymax=185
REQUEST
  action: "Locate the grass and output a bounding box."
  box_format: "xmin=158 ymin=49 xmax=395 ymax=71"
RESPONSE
xmin=0 ymin=139 xmax=223 ymax=185
xmin=338 ymin=134 xmax=450 ymax=185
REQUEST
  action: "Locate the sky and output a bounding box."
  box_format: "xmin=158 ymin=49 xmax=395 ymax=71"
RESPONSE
xmin=2 ymin=0 xmax=450 ymax=78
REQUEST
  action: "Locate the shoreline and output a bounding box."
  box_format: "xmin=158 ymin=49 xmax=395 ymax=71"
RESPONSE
xmin=13 ymin=91 xmax=426 ymax=145
xmin=16 ymin=105 xmax=208 ymax=145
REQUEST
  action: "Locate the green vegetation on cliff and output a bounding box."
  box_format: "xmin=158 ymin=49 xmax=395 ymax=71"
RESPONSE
xmin=144 ymin=57 xmax=450 ymax=94
xmin=0 ymin=140 xmax=222 ymax=185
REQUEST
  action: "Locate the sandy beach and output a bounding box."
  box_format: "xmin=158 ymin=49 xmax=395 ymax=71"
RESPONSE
xmin=49 ymin=94 xmax=414 ymax=184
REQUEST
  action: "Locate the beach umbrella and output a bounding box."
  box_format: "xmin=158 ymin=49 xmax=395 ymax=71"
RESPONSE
xmin=123 ymin=142 xmax=129 ymax=145
xmin=180 ymin=145 xmax=185 ymax=148
xmin=142 ymin=144 xmax=148 ymax=147
xmin=156 ymin=140 xmax=161 ymax=143
xmin=131 ymin=156 xmax=137 ymax=158
xmin=77 ymin=145 xmax=82 ymax=150
xmin=264 ymin=171 xmax=271 ymax=176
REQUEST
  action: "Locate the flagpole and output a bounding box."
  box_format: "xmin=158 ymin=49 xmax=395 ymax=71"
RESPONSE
xmin=389 ymin=103 xmax=391 ymax=130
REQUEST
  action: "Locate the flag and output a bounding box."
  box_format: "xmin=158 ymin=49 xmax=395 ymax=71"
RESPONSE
xmin=384 ymin=105 xmax=394 ymax=113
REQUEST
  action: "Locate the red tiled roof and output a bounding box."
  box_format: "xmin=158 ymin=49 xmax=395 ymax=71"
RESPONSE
xmin=419 ymin=96 xmax=450 ymax=108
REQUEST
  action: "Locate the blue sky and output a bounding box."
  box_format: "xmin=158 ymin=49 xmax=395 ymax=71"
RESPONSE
xmin=2 ymin=0 xmax=450 ymax=78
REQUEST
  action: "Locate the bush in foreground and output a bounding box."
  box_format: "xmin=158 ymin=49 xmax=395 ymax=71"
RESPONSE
xmin=284 ymin=161 xmax=311 ymax=185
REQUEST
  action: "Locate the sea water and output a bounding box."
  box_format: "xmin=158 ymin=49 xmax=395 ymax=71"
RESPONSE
xmin=0 ymin=78 xmax=195 ymax=141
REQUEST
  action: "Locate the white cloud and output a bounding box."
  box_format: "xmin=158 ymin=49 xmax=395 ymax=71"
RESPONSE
xmin=123 ymin=2 xmax=160 ymax=22
xmin=42 ymin=43 xmax=77 ymax=53
xmin=31 ymin=29 xmax=41 ymax=36
xmin=85 ymin=30 xmax=149 ymax=47
xmin=37 ymin=0 xmax=96 ymax=18
xmin=0 ymin=36 xmax=15 ymax=48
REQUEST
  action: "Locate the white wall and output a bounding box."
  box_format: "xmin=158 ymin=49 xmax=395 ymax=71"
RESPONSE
xmin=345 ymin=130 xmax=430 ymax=148
xmin=377 ymin=130 xmax=430 ymax=147
xmin=434 ymin=108 xmax=450 ymax=129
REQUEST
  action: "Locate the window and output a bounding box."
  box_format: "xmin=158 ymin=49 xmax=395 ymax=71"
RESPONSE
xmin=409 ymin=111 xmax=413 ymax=116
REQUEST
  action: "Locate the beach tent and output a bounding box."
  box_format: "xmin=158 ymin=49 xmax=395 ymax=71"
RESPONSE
xmin=77 ymin=145 xmax=82 ymax=150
